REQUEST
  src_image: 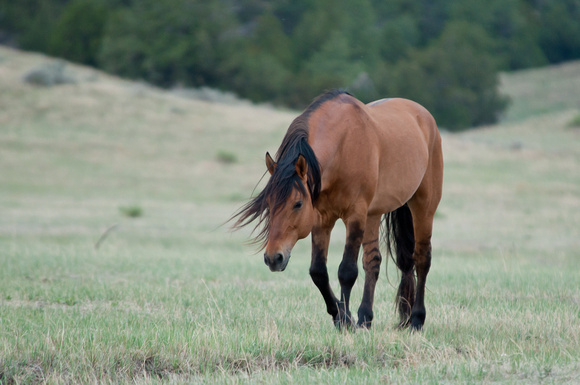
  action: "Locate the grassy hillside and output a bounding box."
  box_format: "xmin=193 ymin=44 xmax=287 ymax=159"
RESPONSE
xmin=1 ymin=46 xmax=579 ymax=384
xmin=500 ymin=60 xmax=580 ymax=122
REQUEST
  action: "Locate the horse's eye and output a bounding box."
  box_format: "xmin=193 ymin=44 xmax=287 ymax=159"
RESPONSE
xmin=293 ymin=201 xmax=303 ymax=210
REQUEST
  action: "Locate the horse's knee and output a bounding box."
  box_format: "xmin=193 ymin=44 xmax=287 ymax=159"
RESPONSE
xmin=309 ymin=262 xmax=329 ymax=288
xmin=338 ymin=260 xmax=358 ymax=287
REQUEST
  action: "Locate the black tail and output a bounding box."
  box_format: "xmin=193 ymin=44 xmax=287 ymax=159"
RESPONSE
xmin=384 ymin=203 xmax=416 ymax=326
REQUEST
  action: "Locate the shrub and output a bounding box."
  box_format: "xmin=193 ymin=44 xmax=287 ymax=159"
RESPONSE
xmin=23 ymin=61 xmax=76 ymax=86
xmin=382 ymin=22 xmax=510 ymax=130
xmin=48 ymin=0 xmax=108 ymax=66
xmin=119 ymin=205 xmax=143 ymax=218
xmin=567 ymin=113 xmax=580 ymax=128
xmin=216 ymin=150 xmax=237 ymax=164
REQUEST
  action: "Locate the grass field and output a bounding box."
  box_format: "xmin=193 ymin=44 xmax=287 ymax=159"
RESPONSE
xmin=1 ymin=46 xmax=579 ymax=384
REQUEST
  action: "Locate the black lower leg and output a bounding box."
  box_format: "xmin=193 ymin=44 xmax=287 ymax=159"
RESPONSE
xmin=310 ymin=258 xmax=338 ymax=319
xmin=409 ymin=288 xmax=426 ymax=330
xmin=409 ymin=244 xmax=431 ymax=331
xmin=336 ymin=223 xmax=364 ymax=328
xmin=337 ymin=258 xmax=358 ymax=326
xmin=397 ymin=270 xmax=416 ymax=328
xmin=310 ymin=224 xmax=340 ymax=323
xmin=357 ymin=251 xmax=381 ymax=328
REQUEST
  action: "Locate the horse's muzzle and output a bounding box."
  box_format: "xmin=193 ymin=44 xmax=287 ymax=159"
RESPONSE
xmin=264 ymin=252 xmax=290 ymax=272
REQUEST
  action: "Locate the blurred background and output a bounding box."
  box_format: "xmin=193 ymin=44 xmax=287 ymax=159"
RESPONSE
xmin=2 ymin=0 xmax=580 ymax=130
xmin=1 ymin=2 xmax=580 ymax=382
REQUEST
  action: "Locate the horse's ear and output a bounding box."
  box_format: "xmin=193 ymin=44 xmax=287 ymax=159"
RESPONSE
xmin=295 ymin=154 xmax=308 ymax=180
xmin=265 ymin=152 xmax=277 ymax=175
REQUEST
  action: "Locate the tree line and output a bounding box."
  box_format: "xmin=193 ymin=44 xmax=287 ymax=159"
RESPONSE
xmin=2 ymin=0 xmax=579 ymax=130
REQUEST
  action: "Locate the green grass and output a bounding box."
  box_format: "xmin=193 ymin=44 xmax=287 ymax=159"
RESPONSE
xmin=1 ymin=46 xmax=579 ymax=384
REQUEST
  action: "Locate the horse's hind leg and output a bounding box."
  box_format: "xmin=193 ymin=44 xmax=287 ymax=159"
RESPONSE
xmin=357 ymin=215 xmax=382 ymax=328
xmin=407 ymin=217 xmax=432 ymax=331
xmin=407 ymin=172 xmax=442 ymax=330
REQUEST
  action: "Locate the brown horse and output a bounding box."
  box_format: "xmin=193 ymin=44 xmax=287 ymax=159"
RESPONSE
xmin=232 ymin=90 xmax=443 ymax=330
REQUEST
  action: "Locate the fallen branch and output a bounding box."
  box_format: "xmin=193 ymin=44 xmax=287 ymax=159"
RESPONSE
xmin=94 ymin=224 xmax=119 ymax=249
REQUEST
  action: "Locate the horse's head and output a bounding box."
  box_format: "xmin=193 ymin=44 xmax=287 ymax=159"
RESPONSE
xmin=230 ymin=134 xmax=320 ymax=272
xmin=263 ymin=152 xmax=316 ymax=271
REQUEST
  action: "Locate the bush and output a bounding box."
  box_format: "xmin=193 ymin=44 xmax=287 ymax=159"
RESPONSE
xmin=119 ymin=205 xmax=143 ymax=218
xmin=231 ymin=52 xmax=292 ymax=105
xmin=567 ymin=113 xmax=580 ymax=128
xmin=216 ymin=150 xmax=238 ymax=164
xmin=48 ymin=0 xmax=108 ymax=66
xmin=538 ymin=0 xmax=580 ymax=63
xmin=23 ymin=61 xmax=76 ymax=86
xmin=381 ymin=22 xmax=509 ymax=130
xmin=99 ymin=0 xmax=241 ymax=88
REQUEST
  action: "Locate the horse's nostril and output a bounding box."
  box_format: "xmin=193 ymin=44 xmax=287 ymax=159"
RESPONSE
xmin=264 ymin=253 xmax=285 ymax=268
xmin=276 ymin=253 xmax=284 ymax=264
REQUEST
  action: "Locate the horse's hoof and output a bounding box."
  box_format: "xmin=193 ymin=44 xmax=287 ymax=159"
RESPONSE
xmin=409 ymin=322 xmax=423 ymax=332
xmin=356 ymin=318 xmax=372 ymax=329
xmin=409 ymin=318 xmax=424 ymax=332
xmin=334 ymin=321 xmax=354 ymax=331
xmin=396 ymin=316 xmax=410 ymax=330
xmin=333 ymin=313 xmax=354 ymax=331
xmin=357 ymin=308 xmax=373 ymax=329
xmin=356 ymin=322 xmax=372 ymax=329
xmin=409 ymin=309 xmax=426 ymax=331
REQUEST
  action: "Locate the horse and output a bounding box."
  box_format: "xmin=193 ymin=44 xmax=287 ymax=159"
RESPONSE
xmin=232 ymin=90 xmax=443 ymax=330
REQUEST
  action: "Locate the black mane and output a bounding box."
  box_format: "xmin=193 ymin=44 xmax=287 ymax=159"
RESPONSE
xmin=231 ymin=90 xmax=350 ymax=246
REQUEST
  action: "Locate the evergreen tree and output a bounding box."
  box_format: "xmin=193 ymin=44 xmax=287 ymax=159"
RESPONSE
xmin=229 ymin=12 xmax=293 ymax=104
xmin=48 ymin=0 xmax=108 ymax=66
xmin=99 ymin=0 xmax=241 ymax=87
xmin=449 ymin=0 xmax=546 ymax=69
xmin=537 ymin=0 xmax=580 ymax=63
xmin=385 ymin=21 xmax=509 ymax=130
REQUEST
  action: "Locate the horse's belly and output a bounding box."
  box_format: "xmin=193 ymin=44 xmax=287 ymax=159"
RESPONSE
xmin=368 ymin=176 xmax=423 ymax=214
xmin=368 ymin=148 xmax=428 ymax=215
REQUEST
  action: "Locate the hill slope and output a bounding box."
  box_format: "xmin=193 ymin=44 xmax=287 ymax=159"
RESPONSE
xmin=1 ymin=44 xmax=579 ymax=265
xmin=1 ymin=43 xmax=579 ymax=275
xmin=500 ymin=60 xmax=580 ymax=122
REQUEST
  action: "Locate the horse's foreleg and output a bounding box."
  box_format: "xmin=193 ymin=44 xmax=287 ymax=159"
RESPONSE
xmin=336 ymin=218 xmax=365 ymax=329
xmin=357 ymin=216 xmax=382 ymax=328
xmin=309 ymin=223 xmax=339 ymax=322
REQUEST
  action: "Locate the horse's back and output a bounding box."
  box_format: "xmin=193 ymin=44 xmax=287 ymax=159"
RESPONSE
xmin=366 ymin=98 xmax=439 ymax=148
